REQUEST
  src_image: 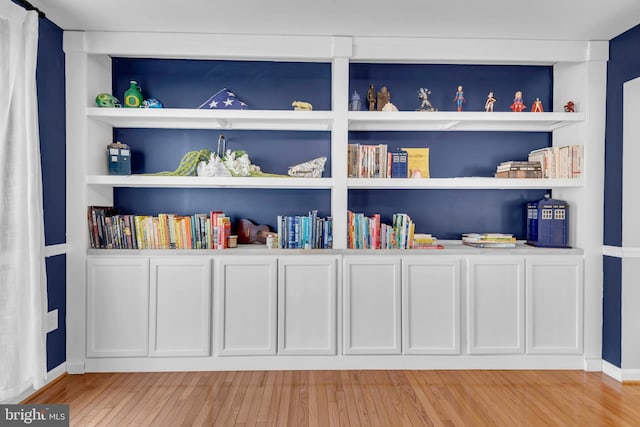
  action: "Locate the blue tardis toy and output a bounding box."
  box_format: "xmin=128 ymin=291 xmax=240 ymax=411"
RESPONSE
xmin=526 ymin=194 xmax=569 ymax=247
xmin=107 ymin=142 xmax=131 ymax=175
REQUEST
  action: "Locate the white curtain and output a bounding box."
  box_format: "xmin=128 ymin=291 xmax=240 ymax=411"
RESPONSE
xmin=0 ymin=1 xmax=47 ymax=402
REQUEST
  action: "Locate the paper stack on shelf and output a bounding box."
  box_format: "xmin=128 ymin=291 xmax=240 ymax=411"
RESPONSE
xmin=462 ymin=233 xmax=516 ymax=248
xmin=412 ymin=233 xmax=443 ymax=249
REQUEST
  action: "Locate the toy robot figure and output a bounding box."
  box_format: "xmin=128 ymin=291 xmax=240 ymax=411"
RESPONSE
xmin=454 ymin=85 xmax=465 ymax=111
xmin=349 ymin=90 xmax=362 ymax=111
xmin=484 ymin=91 xmax=497 ymax=112
xmin=417 ymin=88 xmax=437 ymax=111
xmin=510 ymin=90 xmax=526 ymax=112
xmin=531 ymin=98 xmax=544 ymax=112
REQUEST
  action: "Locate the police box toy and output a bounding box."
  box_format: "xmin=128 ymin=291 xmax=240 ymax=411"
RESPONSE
xmin=107 ymin=141 xmax=131 ymax=175
xmin=526 ymin=194 xmax=569 ymax=248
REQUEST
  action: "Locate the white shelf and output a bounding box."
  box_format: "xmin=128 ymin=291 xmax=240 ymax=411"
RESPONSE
xmin=347 ymin=177 xmax=584 ymax=189
xmin=87 ymin=107 xmax=334 ymax=131
xmin=86 ymin=175 xmax=334 ymax=189
xmin=348 ymin=111 xmax=585 ymax=132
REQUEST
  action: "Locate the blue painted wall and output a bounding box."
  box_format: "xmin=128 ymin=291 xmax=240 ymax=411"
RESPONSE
xmin=112 ymin=59 xmax=553 ymax=239
xmin=36 ymin=15 xmax=67 ymax=372
xmin=602 ymin=23 xmax=640 ymax=368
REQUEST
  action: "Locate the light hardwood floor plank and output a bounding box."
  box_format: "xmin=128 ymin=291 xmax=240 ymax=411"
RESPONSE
xmin=23 ymin=370 xmax=640 ymax=426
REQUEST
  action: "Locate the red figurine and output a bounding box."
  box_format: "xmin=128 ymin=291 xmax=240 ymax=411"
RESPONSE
xmin=510 ymin=90 xmax=526 ymax=112
xmin=531 ymin=98 xmax=544 ymax=112
xmin=564 ymin=101 xmax=575 ymax=112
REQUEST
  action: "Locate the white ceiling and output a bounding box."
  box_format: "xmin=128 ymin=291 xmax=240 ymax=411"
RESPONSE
xmin=29 ymin=0 xmax=640 ymax=41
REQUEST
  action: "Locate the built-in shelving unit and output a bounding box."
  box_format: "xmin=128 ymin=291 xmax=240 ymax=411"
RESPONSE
xmin=64 ymin=31 xmax=607 ymax=374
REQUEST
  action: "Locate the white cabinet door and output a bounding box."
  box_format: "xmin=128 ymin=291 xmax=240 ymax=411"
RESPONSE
xmin=278 ymin=256 xmax=337 ymax=355
xmin=215 ymin=256 xmax=277 ymax=355
xmin=526 ymin=256 xmax=584 ymax=354
xmin=467 ymin=256 xmax=525 ymax=354
xmin=402 ymin=256 xmax=461 ymax=354
xmin=343 ymin=256 xmax=401 ymax=354
xmin=149 ymin=257 xmax=212 ymax=357
xmin=86 ymin=257 xmax=149 ymax=357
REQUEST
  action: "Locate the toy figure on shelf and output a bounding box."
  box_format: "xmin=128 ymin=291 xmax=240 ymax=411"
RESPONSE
xmin=377 ymin=86 xmax=391 ymax=111
xmin=382 ymin=102 xmax=398 ymax=111
xmin=484 ymin=91 xmax=497 ymax=112
xmin=367 ymin=84 xmax=376 ymax=111
xmin=531 ymin=98 xmax=544 ymax=112
xmin=510 ymin=90 xmax=526 ymax=112
xmin=454 ymin=85 xmax=465 ymax=111
xmin=292 ymin=100 xmax=313 ymax=110
xmin=417 ymin=88 xmax=438 ymax=111
xmin=349 ymin=90 xmax=362 ymax=111
xmin=564 ymin=100 xmax=575 ymax=112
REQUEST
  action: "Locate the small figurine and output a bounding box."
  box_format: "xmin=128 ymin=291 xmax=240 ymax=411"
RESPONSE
xmin=349 ymin=90 xmax=362 ymax=111
xmin=292 ymin=100 xmax=313 ymax=110
xmin=484 ymin=91 xmax=496 ymax=112
xmin=531 ymin=98 xmax=544 ymax=112
xmin=417 ymin=88 xmax=437 ymax=111
xmin=95 ymin=93 xmax=121 ymax=108
xmin=377 ymin=86 xmax=391 ymax=111
xmin=564 ymin=101 xmax=575 ymax=112
xmin=510 ymin=90 xmax=526 ymax=112
xmin=124 ymin=81 xmax=143 ymax=108
xmin=367 ymin=84 xmax=376 ymax=111
xmin=454 ymin=85 xmax=465 ymax=111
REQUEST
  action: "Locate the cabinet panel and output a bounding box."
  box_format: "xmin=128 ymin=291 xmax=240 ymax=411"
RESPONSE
xmin=343 ymin=256 xmax=401 ymax=354
xmin=149 ymin=258 xmax=212 ymax=357
xmin=215 ymin=256 xmax=277 ymax=355
xmin=86 ymin=257 xmax=149 ymax=357
xmin=467 ymin=257 xmax=525 ymax=354
xmin=526 ymin=256 xmax=583 ymax=354
xmin=278 ymin=256 xmax=337 ymax=355
xmin=402 ymin=257 xmax=460 ymax=354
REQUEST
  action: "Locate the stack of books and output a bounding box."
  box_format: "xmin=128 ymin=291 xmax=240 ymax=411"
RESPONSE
xmin=87 ymin=206 xmax=231 ymax=250
xmin=348 ymin=212 xmax=415 ymax=249
xmin=495 ymin=161 xmax=542 ymax=178
xmin=527 ymin=145 xmax=583 ymax=179
xmin=412 ymin=233 xmax=443 ymax=249
xmin=462 ymin=233 xmax=517 ymax=248
xmin=276 ymin=210 xmax=333 ymax=249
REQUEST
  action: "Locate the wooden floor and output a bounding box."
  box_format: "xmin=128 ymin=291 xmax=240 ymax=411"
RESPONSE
xmin=25 ymin=370 xmax=640 ymax=426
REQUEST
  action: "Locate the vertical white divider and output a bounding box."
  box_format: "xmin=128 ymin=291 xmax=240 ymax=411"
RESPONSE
xmin=330 ymin=37 xmax=353 ymax=250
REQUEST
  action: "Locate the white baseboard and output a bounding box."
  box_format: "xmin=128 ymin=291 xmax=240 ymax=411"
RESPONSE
xmin=602 ymin=360 xmax=640 ymax=382
xmin=5 ymin=363 xmax=67 ymax=404
xmin=583 ymin=358 xmax=602 ymax=372
xmin=65 ymin=361 xmax=85 ymax=374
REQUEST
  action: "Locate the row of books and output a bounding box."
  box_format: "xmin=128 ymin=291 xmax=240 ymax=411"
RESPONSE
xmin=527 ymin=144 xmax=583 ymax=179
xmin=276 ymin=211 xmax=333 ymax=249
xmin=347 ymin=145 xmax=431 ymax=179
xmin=495 ymin=161 xmax=542 ymax=178
xmin=462 ymin=233 xmax=516 ymax=248
xmin=348 ymin=212 xmax=419 ymax=249
xmin=87 ymin=206 xmax=231 ymax=249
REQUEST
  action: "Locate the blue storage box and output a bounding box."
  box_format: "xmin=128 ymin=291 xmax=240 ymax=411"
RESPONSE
xmin=107 ymin=142 xmax=131 ymax=175
xmin=526 ymin=195 xmax=569 ymax=247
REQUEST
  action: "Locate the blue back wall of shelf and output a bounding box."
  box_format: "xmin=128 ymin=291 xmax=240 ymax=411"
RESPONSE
xmin=112 ymin=59 xmax=553 ymax=238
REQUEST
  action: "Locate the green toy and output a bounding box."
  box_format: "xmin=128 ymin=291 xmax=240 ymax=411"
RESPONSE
xmin=124 ymin=81 xmax=143 ymax=108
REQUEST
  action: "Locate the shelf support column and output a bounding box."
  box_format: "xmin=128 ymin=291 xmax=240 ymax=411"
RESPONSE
xmin=330 ymin=38 xmax=352 ymax=249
